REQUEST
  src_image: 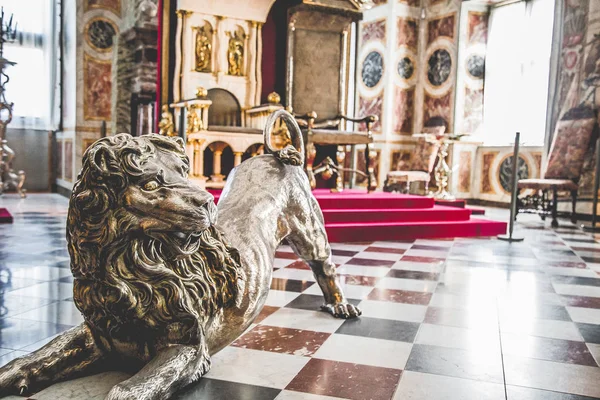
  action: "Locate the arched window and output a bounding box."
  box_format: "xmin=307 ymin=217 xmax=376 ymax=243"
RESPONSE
xmin=206 ymin=89 xmax=241 ymax=127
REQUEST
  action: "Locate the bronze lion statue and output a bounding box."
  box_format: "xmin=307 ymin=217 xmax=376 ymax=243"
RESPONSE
xmin=0 ymin=110 xmax=360 ymax=399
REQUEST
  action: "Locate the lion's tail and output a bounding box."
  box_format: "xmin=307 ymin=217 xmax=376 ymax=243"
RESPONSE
xmin=264 ymin=109 xmax=305 ymax=166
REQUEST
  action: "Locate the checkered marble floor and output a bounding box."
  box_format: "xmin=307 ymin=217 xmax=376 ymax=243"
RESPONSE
xmin=1 ymin=195 xmax=600 ymax=400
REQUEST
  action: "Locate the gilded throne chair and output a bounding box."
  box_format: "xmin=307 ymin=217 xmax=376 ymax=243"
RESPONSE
xmin=384 ymin=135 xmax=441 ymax=194
xmin=517 ymin=106 xmax=597 ymax=227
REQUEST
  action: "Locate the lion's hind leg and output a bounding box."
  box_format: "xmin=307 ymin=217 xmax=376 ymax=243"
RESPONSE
xmin=0 ymin=323 xmax=106 ymax=396
xmin=105 ymin=342 xmax=210 ymax=400
xmin=285 ymin=194 xmax=361 ymax=319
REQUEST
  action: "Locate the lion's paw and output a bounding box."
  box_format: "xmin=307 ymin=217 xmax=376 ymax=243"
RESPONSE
xmin=105 ymin=383 xmax=136 ymax=400
xmin=0 ymin=361 xmax=33 ymax=396
xmin=321 ymin=302 xmax=362 ymax=319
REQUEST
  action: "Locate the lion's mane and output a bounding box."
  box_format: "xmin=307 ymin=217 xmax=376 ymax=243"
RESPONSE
xmin=67 ymin=134 xmax=241 ymax=346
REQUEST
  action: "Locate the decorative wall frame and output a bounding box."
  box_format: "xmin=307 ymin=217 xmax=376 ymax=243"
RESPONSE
xmin=84 ymin=17 xmax=118 ymax=53
xmin=497 ymin=153 xmax=531 ymax=195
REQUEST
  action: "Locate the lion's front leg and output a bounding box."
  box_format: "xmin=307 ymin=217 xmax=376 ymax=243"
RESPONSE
xmin=0 ymin=323 xmax=106 ymax=396
xmin=105 ymin=342 xmax=210 ymax=400
xmin=285 ymin=194 xmax=361 ymax=320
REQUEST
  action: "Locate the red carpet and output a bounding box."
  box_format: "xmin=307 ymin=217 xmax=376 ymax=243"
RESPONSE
xmin=435 ymin=198 xmax=486 ymax=216
xmin=208 ymin=189 xmax=506 ymax=242
xmin=0 ymin=208 xmax=13 ymax=224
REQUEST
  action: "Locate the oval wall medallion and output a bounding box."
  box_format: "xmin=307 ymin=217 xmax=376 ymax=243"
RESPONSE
xmin=466 ymin=54 xmax=485 ymax=79
xmin=397 ymin=56 xmax=414 ymax=80
xmin=499 ymin=155 xmax=529 ymax=193
xmin=427 ymin=49 xmax=451 ymax=87
xmin=86 ymin=19 xmax=117 ymax=51
xmin=362 ymin=51 xmax=384 ymax=88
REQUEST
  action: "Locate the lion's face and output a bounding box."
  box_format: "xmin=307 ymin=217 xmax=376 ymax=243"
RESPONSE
xmin=74 ymin=134 xmax=218 ymax=241
xmin=121 ymin=147 xmax=218 ymax=237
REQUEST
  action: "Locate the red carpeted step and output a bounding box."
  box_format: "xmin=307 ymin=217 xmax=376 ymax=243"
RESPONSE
xmin=435 ymin=199 xmax=466 ymax=208
xmin=314 ymin=193 xmax=434 ymax=210
xmin=209 ymin=189 xmax=435 ymax=210
xmin=0 ymin=208 xmax=13 ymax=224
xmin=325 ymin=219 xmax=507 ymax=242
xmin=467 ymin=206 xmax=486 ymax=216
xmin=323 ymin=206 xmax=471 ymax=224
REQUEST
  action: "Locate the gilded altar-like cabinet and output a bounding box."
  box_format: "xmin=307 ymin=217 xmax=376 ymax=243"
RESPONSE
xmin=159 ymin=0 xmax=376 ymax=190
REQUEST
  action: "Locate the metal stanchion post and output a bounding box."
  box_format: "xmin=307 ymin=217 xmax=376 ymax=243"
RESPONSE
xmin=582 ymin=137 xmax=600 ymax=232
xmin=498 ymin=132 xmax=524 ymax=242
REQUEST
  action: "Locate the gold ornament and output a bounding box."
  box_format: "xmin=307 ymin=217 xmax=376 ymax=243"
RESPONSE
xmin=267 ymin=92 xmax=281 ymax=105
xmin=186 ymin=104 xmax=203 ymax=133
xmin=196 ymin=86 xmax=208 ymax=98
xmin=194 ymin=24 xmax=212 ymax=73
xmin=227 ymin=30 xmax=245 ymax=76
xmin=158 ymin=105 xmax=176 ymax=136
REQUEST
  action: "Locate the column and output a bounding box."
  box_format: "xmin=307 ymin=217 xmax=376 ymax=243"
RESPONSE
xmin=173 ymin=10 xmax=187 ymax=101
xmin=254 ymin=22 xmax=263 ymax=106
xmin=212 ymin=151 xmax=224 ymax=181
xmin=248 ymin=22 xmax=258 ymax=105
xmin=234 ymin=152 xmax=243 ymax=167
xmin=285 ymin=20 xmax=294 ymax=109
xmin=215 ymin=16 xmax=225 ymax=82
xmin=209 ymin=142 xmax=227 ymax=182
xmin=194 ymin=140 xmax=206 ymax=178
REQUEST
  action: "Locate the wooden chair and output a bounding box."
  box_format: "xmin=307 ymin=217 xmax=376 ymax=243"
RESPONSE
xmin=517 ymin=106 xmax=597 ymax=227
xmin=384 ymin=135 xmax=441 ymax=194
xmin=295 ymin=112 xmax=379 ymax=192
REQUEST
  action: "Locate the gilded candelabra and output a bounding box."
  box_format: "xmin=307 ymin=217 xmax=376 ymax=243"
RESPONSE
xmin=432 ymin=134 xmax=467 ymax=200
xmin=433 ymin=138 xmax=453 ymax=200
xmin=0 ymin=8 xmax=25 ymax=197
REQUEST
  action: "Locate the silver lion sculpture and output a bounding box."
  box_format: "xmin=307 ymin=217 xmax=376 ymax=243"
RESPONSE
xmin=0 ymin=110 xmax=361 ymax=399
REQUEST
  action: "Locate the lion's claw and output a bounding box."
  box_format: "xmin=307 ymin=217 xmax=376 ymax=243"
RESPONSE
xmin=321 ymin=302 xmax=362 ymax=319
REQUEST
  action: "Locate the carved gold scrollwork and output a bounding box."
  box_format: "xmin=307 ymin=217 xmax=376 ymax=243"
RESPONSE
xmin=193 ymin=23 xmax=213 ymax=73
xmin=158 ymin=105 xmax=176 ymax=136
xmin=226 ymin=29 xmax=246 ymax=76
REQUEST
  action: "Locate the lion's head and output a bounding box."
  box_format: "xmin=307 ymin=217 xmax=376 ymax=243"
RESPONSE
xmin=67 ymin=134 xmax=240 ymax=347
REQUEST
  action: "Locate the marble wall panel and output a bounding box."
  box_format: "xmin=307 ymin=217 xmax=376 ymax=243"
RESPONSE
xmin=467 ymin=12 xmax=488 ymax=45
xmin=362 ymin=19 xmax=387 ymax=43
xmin=358 ymin=94 xmax=383 ymax=132
xmin=64 ymin=139 xmax=73 ymax=183
xmin=427 ymin=15 xmax=455 ymax=45
xmin=393 ymin=87 xmax=415 ymax=134
xmin=85 ymin=0 xmax=121 ymax=15
xmin=423 ymin=91 xmax=452 ymax=129
xmin=398 ymin=0 xmax=420 ymax=7
xmin=454 ymin=6 xmax=488 ymax=136
xmin=397 ymin=17 xmax=418 ymax=50
xmin=463 ymin=88 xmax=484 ymax=133
xmin=390 ymin=149 xmax=412 ymax=171
xmin=481 ymin=151 xmax=497 ymax=194
xmin=83 ymin=54 xmax=113 ymax=121
xmin=458 ymin=150 xmax=471 ymax=192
